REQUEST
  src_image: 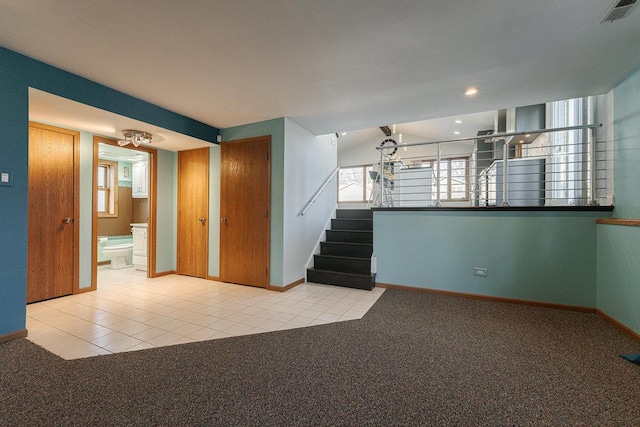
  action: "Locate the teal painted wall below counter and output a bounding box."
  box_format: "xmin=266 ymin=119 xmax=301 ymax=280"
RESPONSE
xmin=374 ymin=210 xmax=611 ymax=307
xmin=597 ymin=225 xmax=640 ymax=333
xmin=596 ymin=66 xmax=640 ymax=334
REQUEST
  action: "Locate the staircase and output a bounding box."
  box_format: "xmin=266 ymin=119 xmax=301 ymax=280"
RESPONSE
xmin=306 ymin=209 xmax=375 ymax=291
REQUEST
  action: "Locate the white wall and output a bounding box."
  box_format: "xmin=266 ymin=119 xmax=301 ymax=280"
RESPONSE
xmin=283 ymin=118 xmax=337 ymax=286
xmin=338 ymin=132 xmax=474 ymax=168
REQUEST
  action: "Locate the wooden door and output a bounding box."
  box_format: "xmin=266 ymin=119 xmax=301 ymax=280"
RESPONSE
xmin=220 ymin=136 xmax=271 ymax=288
xmin=177 ymin=147 xmax=210 ymax=278
xmin=27 ymin=122 xmax=79 ymax=303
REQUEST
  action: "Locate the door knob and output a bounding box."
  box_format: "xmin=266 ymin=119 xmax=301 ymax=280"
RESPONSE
xmin=199 ymin=218 xmax=207 ymax=224
xmin=62 ymin=217 xmax=74 ymax=224
xmin=221 ymin=217 xmax=227 ymax=223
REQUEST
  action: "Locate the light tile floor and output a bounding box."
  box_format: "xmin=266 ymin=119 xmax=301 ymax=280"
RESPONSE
xmin=26 ymin=266 xmax=384 ymax=360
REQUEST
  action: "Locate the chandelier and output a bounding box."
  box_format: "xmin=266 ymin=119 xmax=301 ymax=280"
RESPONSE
xmin=118 ymin=129 xmax=152 ymax=147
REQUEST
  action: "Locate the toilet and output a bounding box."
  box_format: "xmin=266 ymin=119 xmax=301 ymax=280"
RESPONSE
xmin=102 ymin=243 xmax=134 ymax=269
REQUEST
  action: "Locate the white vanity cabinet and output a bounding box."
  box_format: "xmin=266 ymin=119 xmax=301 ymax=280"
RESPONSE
xmin=131 ymin=223 xmax=148 ymax=271
xmin=132 ymin=162 xmax=148 ymax=198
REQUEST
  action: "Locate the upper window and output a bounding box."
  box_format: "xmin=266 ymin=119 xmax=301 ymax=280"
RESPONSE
xmin=338 ymin=165 xmax=374 ymax=203
xmin=548 ymin=97 xmax=589 ymax=204
xmin=97 ymin=160 xmax=118 ymax=217
xmin=412 ymin=157 xmax=469 ymax=201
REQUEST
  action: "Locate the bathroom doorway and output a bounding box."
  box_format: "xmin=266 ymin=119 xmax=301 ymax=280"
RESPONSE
xmin=92 ymin=135 xmax=157 ymax=289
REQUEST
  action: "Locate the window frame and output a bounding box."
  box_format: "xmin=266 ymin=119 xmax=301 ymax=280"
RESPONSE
xmin=97 ymin=160 xmax=119 ymax=218
xmin=337 ymin=164 xmax=374 ymax=203
xmin=414 ymin=157 xmax=470 ymax=201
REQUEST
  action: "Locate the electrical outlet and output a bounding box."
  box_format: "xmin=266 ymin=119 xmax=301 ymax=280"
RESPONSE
xmin=474 ymin=267 xmax=488 ymax=277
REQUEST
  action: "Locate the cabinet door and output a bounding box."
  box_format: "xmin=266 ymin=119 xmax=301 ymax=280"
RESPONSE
xmin=132 ymin=228 xmax=147 ymax=256
xmin=132 ymin=162 xmax=148 ymax=198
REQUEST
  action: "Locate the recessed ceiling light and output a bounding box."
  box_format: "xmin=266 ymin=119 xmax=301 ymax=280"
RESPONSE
xmin=455 ymin=120 xmax=462 ymax=124
xmin=463 ymin=87 xmax=478 ymax=97
xmin=454 ymin=131 xmax=461 ymax=135
xmin=341 ymin=132 xmax=347 ymax=136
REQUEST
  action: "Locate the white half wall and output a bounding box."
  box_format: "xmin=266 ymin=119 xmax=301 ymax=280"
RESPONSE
xmin=283 ymin=118 xmax=337 ymax=286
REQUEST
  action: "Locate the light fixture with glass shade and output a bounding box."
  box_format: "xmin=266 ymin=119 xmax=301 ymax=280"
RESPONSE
xmin=118 ymin=129 xmax=152 ymax=147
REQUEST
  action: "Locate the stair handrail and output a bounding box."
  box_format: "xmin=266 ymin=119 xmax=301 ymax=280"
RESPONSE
xmin=298 ymin=167 xmax=340 ymax=217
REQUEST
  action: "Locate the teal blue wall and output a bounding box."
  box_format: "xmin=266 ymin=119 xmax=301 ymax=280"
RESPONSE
xmin=79 ymin=131 xmax=94 ymax=289
xmin=375 ymin=210 xmax=610 ymax=307
xmin=0 ymin=47 xmax=218 ymax=337
xmin=612 ymin=67 xmax=640 ymax=219
xmin=156 ymin=150 xmax=178 ymax=273
xmin=0 ymin=62 xmax=28 ymax=336
xmin=221 ymin=118 xmax=285 ymax=286
xmin=596 ymin=66 xmax=640 ymax=333
xmin=597 ymin=226 xmax=640 ymax=332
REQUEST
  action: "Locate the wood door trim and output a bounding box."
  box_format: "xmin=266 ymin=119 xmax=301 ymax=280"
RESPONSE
xmin=220 ymin=135 xmax=271 ymax=288
xmin=92 ymin=136 xmax=158 ymax=289
xmin=28 ymin=121 xmax=80 ymax=296
xmin=268 ymin=278 xmax=304 ymax=292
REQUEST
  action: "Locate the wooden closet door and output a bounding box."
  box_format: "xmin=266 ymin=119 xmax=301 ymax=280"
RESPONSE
xmin=177 ymin=147 xmax=210 ymax=278
xmin=220 ymin=136 xmax=271 ymax=288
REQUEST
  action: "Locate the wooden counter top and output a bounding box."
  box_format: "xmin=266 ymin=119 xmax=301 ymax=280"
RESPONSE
xmin=596 ymin=218 xmax=640 ymax=227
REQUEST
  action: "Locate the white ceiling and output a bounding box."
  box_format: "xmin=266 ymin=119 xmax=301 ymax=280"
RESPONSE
xmin=29 ymin=89 xmax=212 ymax=151
xmin=3 ymin=1 xmax=640 ymax=144
xmin=336 ymin=110 xmax=496 ymax=152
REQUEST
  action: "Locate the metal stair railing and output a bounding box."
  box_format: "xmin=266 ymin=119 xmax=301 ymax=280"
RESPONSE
xmin=298 ymin=167 xmax=340 ymax=217
xmin=374 ymin=123 xmax=603 ymax=208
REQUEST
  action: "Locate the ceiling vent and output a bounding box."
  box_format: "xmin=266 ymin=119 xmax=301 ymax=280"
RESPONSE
xmin=599 ymin=0 xmax=638 ymax=23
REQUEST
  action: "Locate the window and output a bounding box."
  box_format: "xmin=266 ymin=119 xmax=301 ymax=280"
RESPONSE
xmin=97 ymin=160 xmax=118 ymax=217
xmin=338 ymin=165 xmax=374 ymax=203
xmin=413 ymin=157 xmax=469 ymax=200
xmin=547 ymin=97 xmax=590 ymax=205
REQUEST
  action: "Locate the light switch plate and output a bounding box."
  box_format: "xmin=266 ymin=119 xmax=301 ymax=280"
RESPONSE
xmin=0 ymin=171 xmax=12 ymax=187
